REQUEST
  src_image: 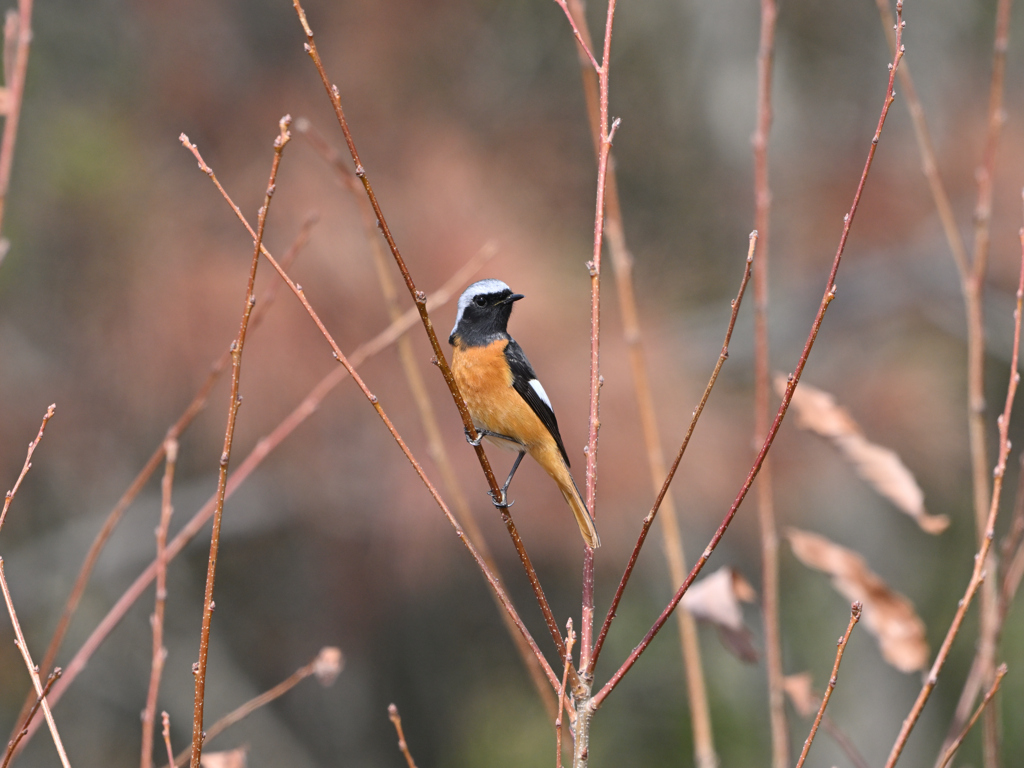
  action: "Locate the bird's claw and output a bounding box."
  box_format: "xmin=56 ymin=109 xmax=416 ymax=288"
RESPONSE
xmin=465 ymin=428 xmax=485 ymax=447
xmin=488 ymin=489 xmax=515 ymax=509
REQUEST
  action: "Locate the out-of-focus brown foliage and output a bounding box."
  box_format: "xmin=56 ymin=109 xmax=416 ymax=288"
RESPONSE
xmin=786 ymin=527 xmax=929 ymax=674
xmin=778 ymin=375 xmax=949 ymax=534
xmin=680 ymin=566 xmax=758 ymax=663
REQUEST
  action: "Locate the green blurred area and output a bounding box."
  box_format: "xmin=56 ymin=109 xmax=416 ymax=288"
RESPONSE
xmin=1 ymin=0 xmax=1024 ymax=766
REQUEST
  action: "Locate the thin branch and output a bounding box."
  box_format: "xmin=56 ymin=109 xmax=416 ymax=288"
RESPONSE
xmin=0 ymin=561 xmax=72 ymax=768
xmin=296 ymin=118 xmax=561 ymax=720
xmin=180 ymin=138 xmax=578 ymax=712
xmin=0 ymin=0 xmax=33 ymax=249
xmin=0 ymin=403 xmax=55 ymax=534
xmin=168 ymin=647 xmax=342 ymax=768
xmin=11 ymin=215 xmax=317 ymax=740
xmin=937 ymin=663 xmax=1008 ymax=768
xmin=593 ymin=10 xmax=906 ymax=707
xmin=872 ymin=0 xmax=969 ymax=283
xmin=161 ymin=713 xmax=174 ymax=768
xmin=292 ymin=0 xmax=582 ymax=694
xmin=190 ymin=116 xmax=292 ymax=768
xmin=141 ymin=439 xmax=179 ymax=768
xmin=794 ymin=602 xmax=862 ymax=768
xmin=553 ymin=0 xmax=600 ymax=73
xmin=884 ymin=190 xmax=1024 ymax=768
xmin=562 ymin=0 xmax=716 ymax=759
xmin=589 ymin=233 xmax=755 ymax=673
xmin=556 ymin=620 xmax=576 ymax=768
xmin=579 ymin=0 xmax=619 ymax=701
xmin=387 ymin=704 xmax=418 ymax=768
xmin=21 ymin=253 xmax=490 ymax=750
xmin=2 ymin=667 xmax=59 ymax=768
xmin=751 ymin=0 xmax=786 ymax=760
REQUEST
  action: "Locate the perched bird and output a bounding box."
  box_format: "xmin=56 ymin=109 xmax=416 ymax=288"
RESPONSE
xmin=449 ymin=279 xmax=600 ymax=549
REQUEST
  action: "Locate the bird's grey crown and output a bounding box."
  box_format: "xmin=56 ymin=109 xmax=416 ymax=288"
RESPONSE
xmin=451 ymin=279 xmax=512 ymax=338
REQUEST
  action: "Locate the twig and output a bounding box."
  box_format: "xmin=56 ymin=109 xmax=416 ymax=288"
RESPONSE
xmin=142 ymin=439 xmax=179 ymax=768
xmin=562 ymin=0 xmax=716 ymax=759
xmin=589 ymin=234 xmax=755 ymax=673
xmin=295 ymin=118 xmax=559 ymax=718
xmin=751 ymin=0 xmax=786 ymax=761
xmin=937 ymin=663 xmax=1008 ymax=768
xmin=180 ymin=132 xmax=571 ymax=700
xmin=0 ymin=561 xmax=72 ymax=768
xmin=822 ymin=716 xmax=871 ymax=768
xmin=553 ymin=0 xmax=600 ymax=73
xmin=20 ymin=252 xmax=489 ymax=749
xmin=872 ymin=0 xmax=969 ymax=283
xmin=2 ymin=667 xmax=59 ymax=768
xmin=168 ymin=647 xmax=342 ymax=768
xmin=292 ymin=0 xmax=581 ymax=695
xmin=10 ymin=216 xmax=317 ymax=742
xmin=579 ymin=0 xmax=620 ymax=682
xmin=884 ymin=190 xmax=1024 ymax=768
xmin=189 ymin=115 xmax=292 ymax=768
xmin=794 ymin=602 xmax=862 ymax=768
xmin=593 ymin=7 xmax=906 ymax=707
xmin=0 ymin=0 xmax=33 ymax=248
xmin=556 ymin=620 xmax=576 ymax=768
xmin=0 ymin=403 xmax=55 ymax=534
xmin=387 ymin=704 xmax=418 ymax=768
xmin=161 ymin=713 xmax=174 ymax=768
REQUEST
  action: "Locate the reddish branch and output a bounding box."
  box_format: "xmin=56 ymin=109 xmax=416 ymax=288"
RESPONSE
xmin=289 ymin=0 xmax=581 ymax=694
xmin=19 ymin=254 xmax=487 ymax=750
xmin=588 ymin=233 xmax=755 ymax=674
xmin=884 ymin=193 xmax=1024 ymax=768
xmin=189 ymin=116 xmax=292 ymax=768
xmin=9 ymin=215 xmax=316 ymax=743
xmin=794 ymin=602 xmax=861 ymax=768
xmin=751 ymin=0 xmax=786 ymax=760
xmin=0 ymin=0 xmax=33 ymax=249
xmin=591 ymin=7 xmax=906 ymax=707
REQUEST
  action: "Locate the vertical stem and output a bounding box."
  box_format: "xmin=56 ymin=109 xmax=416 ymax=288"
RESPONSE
xmin=562 ymin=0 xmax=716 ymax=761
xmin=0 ymin=0 xmax=32 ymax=247
xmin=751 ymin=0 xmax=786 ymax=763
xmin=189 ymin=117 xmax=292 ymax=768
xmin=580 ymin=0 xmax=619 ymax=683
xmin=141 ymin=440 xmax=179 ymax=768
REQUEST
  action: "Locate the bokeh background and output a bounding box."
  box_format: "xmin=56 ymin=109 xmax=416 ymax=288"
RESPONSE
xmin=1 ymin=0 xmax=1024 ymax=765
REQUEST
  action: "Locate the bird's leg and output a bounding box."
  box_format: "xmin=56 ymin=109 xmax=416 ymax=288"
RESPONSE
xmin=465 ymin=427 xmax=517 ymax=447
xmin=490 ymin=451 xmax=525 ymax=508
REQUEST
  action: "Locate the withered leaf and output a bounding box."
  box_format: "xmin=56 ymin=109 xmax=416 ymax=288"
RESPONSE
xmin=783 ymin=672 xmax=818 ymax=718
xmin=786 ymin=528 xmax=929 ymax=673
xmin=681 ymin=567 xmax=759 ymax=663
xmin=776 ymin=375 xmax=948 ymax=534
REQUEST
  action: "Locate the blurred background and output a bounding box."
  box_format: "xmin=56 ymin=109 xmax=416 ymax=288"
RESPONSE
xmin=1 ymin=0 xmax=1023 ymax=765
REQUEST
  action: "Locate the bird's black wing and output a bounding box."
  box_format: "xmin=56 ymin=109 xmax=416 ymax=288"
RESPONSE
xmin=504 ymin=339 xmax=571 ymax=467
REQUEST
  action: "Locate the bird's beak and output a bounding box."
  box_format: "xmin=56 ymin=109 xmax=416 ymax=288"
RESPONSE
xmin=504 ymin=293 xmax=525 ymax=304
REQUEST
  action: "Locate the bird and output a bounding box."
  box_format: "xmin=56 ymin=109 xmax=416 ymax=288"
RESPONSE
xmin=448 ymin=279 xmax=600 ymax=549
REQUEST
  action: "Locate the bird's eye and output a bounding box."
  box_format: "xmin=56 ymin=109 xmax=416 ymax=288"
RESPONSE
xmin=474 ymin=295 xmax=487 ymax=307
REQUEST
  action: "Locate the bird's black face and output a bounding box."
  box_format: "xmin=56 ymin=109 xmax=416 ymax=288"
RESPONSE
xmin=450 ymin=280 xmax=525 ymax=346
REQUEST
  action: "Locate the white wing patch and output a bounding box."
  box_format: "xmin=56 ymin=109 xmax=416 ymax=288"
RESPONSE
xmin=530 ymin=379 xmax=552 ymax=410
xmin=451 ymin=279 xmax=511 ymax=338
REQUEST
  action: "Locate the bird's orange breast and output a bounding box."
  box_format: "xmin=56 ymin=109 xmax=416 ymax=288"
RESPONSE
xmin=452 ymin=338 xmax=550 ymax=452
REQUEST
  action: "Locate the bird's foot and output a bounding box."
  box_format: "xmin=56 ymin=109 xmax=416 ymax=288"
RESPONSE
xmin=488 ymin=489 xmax=515 ymax=509
xmin=465 ymin=427 xmax=485 ymax=447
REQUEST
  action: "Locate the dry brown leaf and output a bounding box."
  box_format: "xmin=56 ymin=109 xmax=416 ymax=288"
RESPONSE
xmin=786 ymin=528 xmax=929 ymax=673
xmin=681 ymin=567 xmax=759 ymax=663
xmin=312 ymin=646 xmax=344 ymax=686
xmin=200 ymin=748 xmax=247 ymax=768
xmin=783 ymin=672 xmax=818 ymax=718
xmin=776 ymin=375 xmax=949 ymax=534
